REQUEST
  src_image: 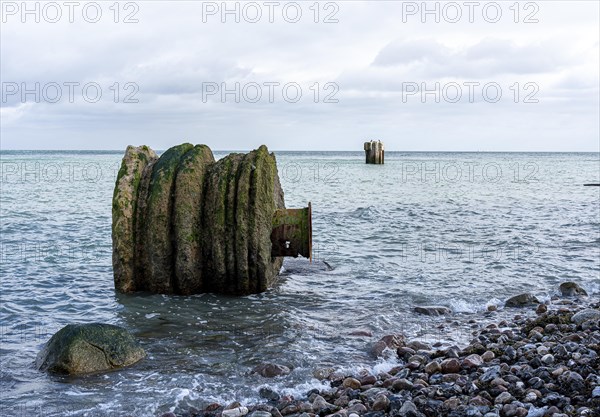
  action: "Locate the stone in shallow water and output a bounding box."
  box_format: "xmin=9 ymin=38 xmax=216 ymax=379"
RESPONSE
xmin=505 ymin=293 xmax=540 ymax=307
xmin=406 ymin=340 xmax=431 ymax=350
xmin=36 ymin=323 xmax=145 ymax=375
xmin=312 ymin=395 xmax=339 ymax=414
xmin=349 ymin=329 xmax=373 ymax=337
xmin=558 ymin=282 xmax=588 ymax=297
xmin=252 ymin=363 xmax=290 ymax=378
xmin=371 ymin=334 xmax=405 ymax=357
xmin=313 ymin=367 xmax=334 ymax=380
xmin=413 ymin=306 xmax=451 ymax=316
xmin=281 ymin=258 xmax=333 ymax=274
xmin=259 ymin=387 xmax=281 ymax=402
xmin=342 ymin=377 xmax=361 ymax=389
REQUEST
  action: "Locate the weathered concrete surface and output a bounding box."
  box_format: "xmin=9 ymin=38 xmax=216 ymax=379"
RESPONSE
xmin=234 ymin=151 xmax=254 ymax=293
xmin=173 ymin=145 xmax=215 ymax=294
xmin=202 ymin=153 xmax=243 ymax=293
xmin=364 ymin=140 xmax=384 ymax=164
xmin=112 ymin=144 xmax=287 ymax=295
xmin=112 ymin=145 xmax=158 ymax=293
xmin=252 ymin=145 xmax=285 ymax=293
xmin=201 ymin=146 xmax=284 ymax=294
xmin=133 ymin=157 xmax=157 ymax=291
xmin=142 ymin=143 xmax=194 ymax=293
xmin=36 ymin=323 xmax=145 ymax=375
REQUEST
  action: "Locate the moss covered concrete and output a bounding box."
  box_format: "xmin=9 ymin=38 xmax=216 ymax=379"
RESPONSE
xmin=142 ymin=143 xmax=194 ymax=293
xmin=112 ymin=144 xmax=286 ymax=295
xmin=173 ymin=145 xmax=215 ymax=294
xmin=112 ymin=145 xmax=158 ymax=293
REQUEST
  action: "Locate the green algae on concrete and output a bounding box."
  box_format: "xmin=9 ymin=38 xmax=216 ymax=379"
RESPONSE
xmin=112 ymin=145 xmax=158 ymax=293
xmin=251 ymin=145 xmax=285 ymax=293
xmin=172 ymin=145 xmax=215 ymax=294
xmin=224 ymin=154 xmax=244 ymax=294
xmin=142 ymin=143 xmax=194 ymax=293
xmin=201 ymin=154 xmax=231 ymax=293
xmin=133 ymin=158 xmax=157 ymax=290
xmin=112 ymin=143 xmax=289 ymax=295
xmin=233 ymin=151 xmax=254 ymax=294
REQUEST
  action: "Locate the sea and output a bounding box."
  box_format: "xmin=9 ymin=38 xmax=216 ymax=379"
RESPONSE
xmin=1 ymin=150 xmax=599 ymax=416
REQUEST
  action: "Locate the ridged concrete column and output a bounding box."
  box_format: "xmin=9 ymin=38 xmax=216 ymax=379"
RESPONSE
xmin=364 ymin=140 xmax=385 ymax=164
xmin=112 ymin=144 xmax=301 ymax=295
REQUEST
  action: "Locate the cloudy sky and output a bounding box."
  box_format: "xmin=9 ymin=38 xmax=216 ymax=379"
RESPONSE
xmin=1 ymin=0 xmax=599 ymax=151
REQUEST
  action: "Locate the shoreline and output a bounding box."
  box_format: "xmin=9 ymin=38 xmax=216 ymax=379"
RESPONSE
xmin=163 ymin=291 xmax=600 ymax=417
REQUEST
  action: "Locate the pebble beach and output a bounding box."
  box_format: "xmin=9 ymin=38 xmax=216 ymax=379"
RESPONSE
xmin=163 ymin=285 xmax=599 ymax=417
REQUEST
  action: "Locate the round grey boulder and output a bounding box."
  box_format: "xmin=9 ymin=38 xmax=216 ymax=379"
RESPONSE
xmin=36 ymin=323 xmax=145 ymax=375
xmin=571 ymin=309 xmax=600 ymax=325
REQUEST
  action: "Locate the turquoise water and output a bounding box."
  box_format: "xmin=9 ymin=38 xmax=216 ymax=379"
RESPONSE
xmin=1 ymin=151 xmax=599 ymax=416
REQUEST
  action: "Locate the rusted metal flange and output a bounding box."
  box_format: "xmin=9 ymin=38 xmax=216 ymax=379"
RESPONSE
xmin=270 ymin=202 xmax=312 ymax=261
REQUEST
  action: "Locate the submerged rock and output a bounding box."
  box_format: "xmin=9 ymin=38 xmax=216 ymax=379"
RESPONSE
xmin=281 ymin=258 xmax=333 ymax=274
xmin=371 ymin=334 xmax=405 ymax=357
xmin=259 ymin=387 xmax=281 ymax=402
xmin=414 ymin=305 xmax=451 ymax=316
xmin=559 ymin=281 xmax=588 ymax=297
xmin=505 ymin=293 xmax=539 ymax=307
xmin=36 ymin=323 xmax=145 ymax=375
xmin=252 ymin=363 xmax=291 ymax=378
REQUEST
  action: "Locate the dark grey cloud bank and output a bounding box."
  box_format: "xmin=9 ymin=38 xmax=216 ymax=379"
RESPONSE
xmin=1 ymin=1 xmax=598 ymax=151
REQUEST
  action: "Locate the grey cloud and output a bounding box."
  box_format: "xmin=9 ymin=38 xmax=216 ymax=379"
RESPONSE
xmin=1 ymin=1 xmax=598 ymax=151
xmin=373 ymin=38 xmax=574 ymax=77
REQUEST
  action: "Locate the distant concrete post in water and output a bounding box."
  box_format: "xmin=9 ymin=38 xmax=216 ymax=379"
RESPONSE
xmin=364 ymin=140 xmax=384 ymax=164
xmin=112 ymin=144 xmax=312 ymax=296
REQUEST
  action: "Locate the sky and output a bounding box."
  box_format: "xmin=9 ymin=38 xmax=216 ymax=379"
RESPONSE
xmin=1 ymin=0 xmax=599 ymax=151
